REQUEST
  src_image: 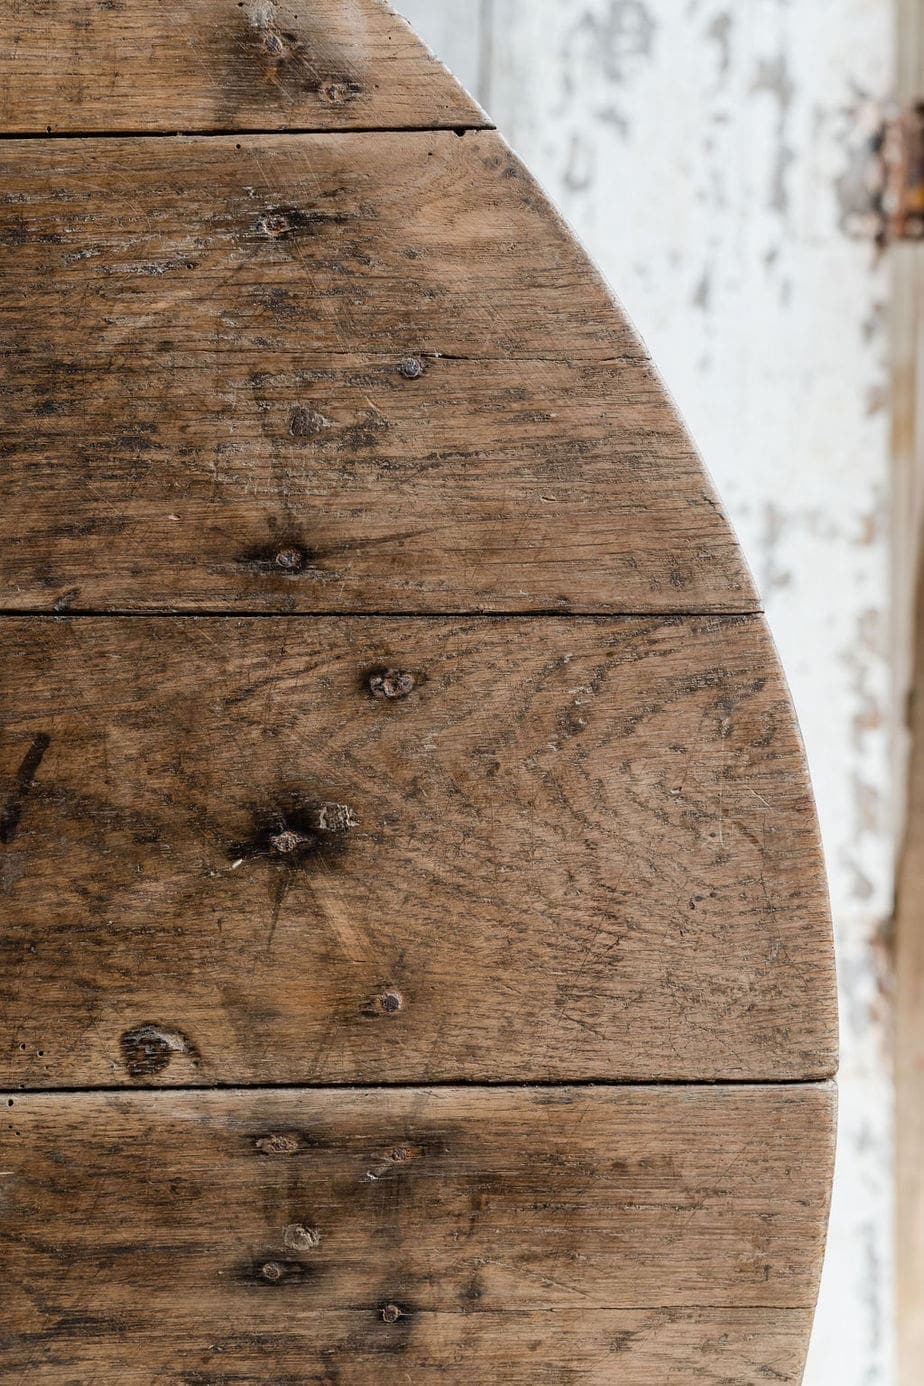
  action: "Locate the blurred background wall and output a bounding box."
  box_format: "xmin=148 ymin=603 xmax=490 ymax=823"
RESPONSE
xmin=397 ymin=2 xmax=900 ymax=1382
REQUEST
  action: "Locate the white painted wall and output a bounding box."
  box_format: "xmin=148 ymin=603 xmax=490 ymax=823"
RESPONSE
xmin=399 ymin=2 xmax=898 ymax=1381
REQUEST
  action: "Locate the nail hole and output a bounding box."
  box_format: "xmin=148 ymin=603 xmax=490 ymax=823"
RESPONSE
xmin=283 ymin=1223 xmax=321 ymax=1252
xmin=361 ymin=989 xmax=404 ymax=1019
xmin=275 ymin=547 xmax=306 ymax=573
xmin=368 ymin=668 xmax=416 ymax=701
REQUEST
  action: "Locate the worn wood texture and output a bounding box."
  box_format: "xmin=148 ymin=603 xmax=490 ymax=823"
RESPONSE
xmin=0 ymin=130 xmax=756 ymax=614
xmin=0 ymin=6 xmax=837 ymax=1379
xmin=0 ymin=615 xmax=836 ymax=1088
xmin=0 ymin=1084 xmax=835 ymax=1382
xmin=0 ymin=0 xmax=488 ymax=135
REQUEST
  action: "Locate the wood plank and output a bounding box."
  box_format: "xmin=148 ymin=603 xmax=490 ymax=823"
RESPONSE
xmin=0 ymin=130 xmax=755 ymax=614
xmin=0 ymin=615 xmax=836 ymax=1087
xmin=0 ymin=1084 xmax=835 ymax=1381
xmin=0 ymin=1310 xmax=827 ymax=1386
xmin=0 ymin=0 xmax=488 ymax=135
xmin=1 ymin=352 xmax=753 ymax=617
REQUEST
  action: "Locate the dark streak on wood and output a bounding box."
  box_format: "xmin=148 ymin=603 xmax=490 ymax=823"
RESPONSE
xmin=0 ymin=732 xmax=50 ymax=844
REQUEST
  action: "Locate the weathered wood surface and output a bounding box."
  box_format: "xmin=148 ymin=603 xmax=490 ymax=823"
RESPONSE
xmin=0 ymin=5 xmax=837 ymax=1378
xmin=0 ymin=0 xmax=488 ymax=135
xmin=0 ymin=1084 xmax=835 ymax=1382
xmin=0 ymin=615 xmax=836 ymax=1088
xmin=0 ymin=130 xmax=756 ymax=614
xmin=0 ymin=1312 xmax=829 ymax=1386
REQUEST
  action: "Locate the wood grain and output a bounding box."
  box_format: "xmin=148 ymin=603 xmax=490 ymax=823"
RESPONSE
xmin=0 ymin=1084 xmax=835 ymax=1382
xmin=0 ymin=0 xmax=488 ymax=135
xmin=0 ymin=129 xmax=755 ymax=613
xmin=0 ymin=9 xmax=836 ymax=1375
xmin=0 ymin=615 xmax=836 ymax=1088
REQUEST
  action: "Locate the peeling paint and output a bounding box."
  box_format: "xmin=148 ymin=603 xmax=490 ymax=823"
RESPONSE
xmin=751 ymin=54 xmax=796 ymax=215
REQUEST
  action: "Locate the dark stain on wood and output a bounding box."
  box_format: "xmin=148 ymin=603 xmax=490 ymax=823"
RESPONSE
xmin=229 ymin=793 xmax=358 ymax=872
xmin=0 ymin=732 xmax=50 ymax=844
xmin=237 ymin=1256 xmax=319 ymax=1287
xmin=235 ymin=539 xmax=315 ymax=577
xmin=253 ymin=205 xmax=357 ymax=241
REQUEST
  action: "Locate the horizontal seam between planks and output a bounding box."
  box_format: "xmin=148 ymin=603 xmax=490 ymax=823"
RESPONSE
xmin=0 ymin=122 xmax=495 ymax=142
xmin=0 ymin=608 xmax=766 ymax=620
xmin=2 ymin=1078 xmax=837 ymax=1096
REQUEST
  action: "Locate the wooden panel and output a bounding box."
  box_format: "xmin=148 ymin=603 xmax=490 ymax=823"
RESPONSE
xmin=0 ymin=130 xmax=755 ymax=614
xmin=0 ymin=0 xmax=487 ymax=135
xmin=0 ymin=1084 xmax=835 ymax=1381
xmin=0 ymin=615 xmax=836 ymax=1087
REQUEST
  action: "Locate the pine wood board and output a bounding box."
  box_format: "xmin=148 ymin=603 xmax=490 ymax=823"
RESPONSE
xmin=0 ymin=1084 xmax=835 ymax=1381
xmin=0 ymin=614 xmax=836 ymax=1088
xmin=0 ymin=129 xmax=755 ymax=613
xmin=0 ymin=0 xmax=488 ymax=135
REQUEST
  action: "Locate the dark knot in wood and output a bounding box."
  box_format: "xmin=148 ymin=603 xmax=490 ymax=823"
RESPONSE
xmin=289 ymin=405 xmax=331 ymax=439
xmin=236 ymin=540 xmax=314 ymax=577
xmin=254 ymin=1132 xmax=301 ymax=1156
xmin=119 ymin=1024 xmax=197 ymax=1078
